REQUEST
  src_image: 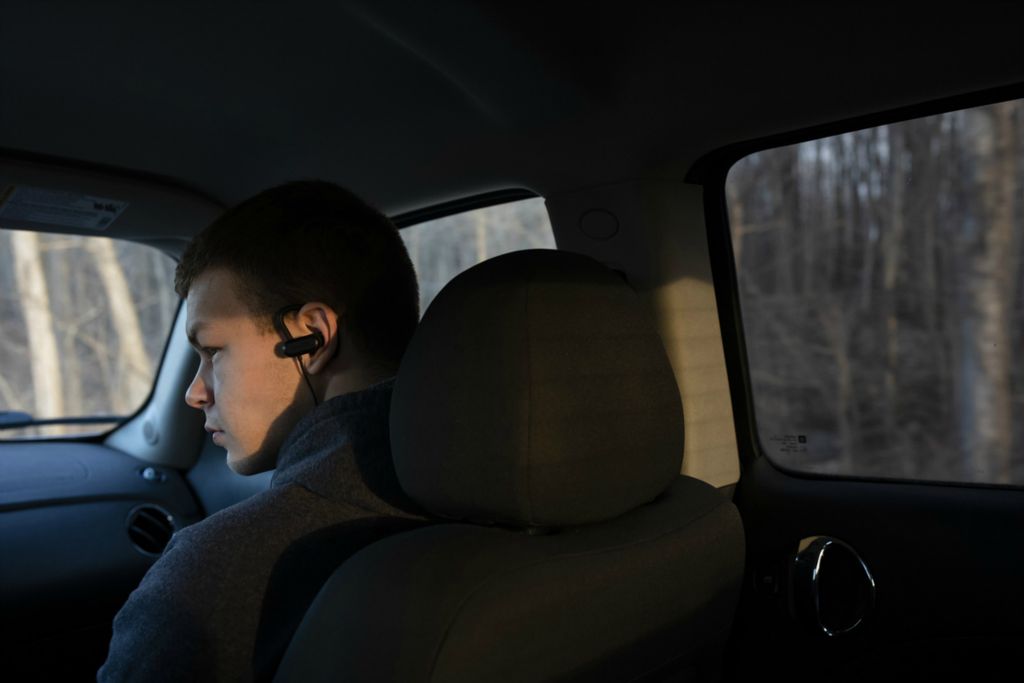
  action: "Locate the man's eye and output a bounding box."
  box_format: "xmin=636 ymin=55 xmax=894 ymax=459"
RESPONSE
xmin=201 ymin=347 xmax=221 ymax=359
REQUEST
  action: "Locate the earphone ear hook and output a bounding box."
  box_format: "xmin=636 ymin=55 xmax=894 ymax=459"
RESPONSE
xmin=273 ymin=304 xmax=324 ymax=358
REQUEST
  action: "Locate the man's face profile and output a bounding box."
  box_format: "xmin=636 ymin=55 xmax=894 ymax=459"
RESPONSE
xmin=184 ymin=268 xmax=309 ymax=474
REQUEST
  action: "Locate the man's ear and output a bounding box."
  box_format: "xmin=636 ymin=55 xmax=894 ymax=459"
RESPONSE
xmin=294 ymin=302 xmax=341 ymax=374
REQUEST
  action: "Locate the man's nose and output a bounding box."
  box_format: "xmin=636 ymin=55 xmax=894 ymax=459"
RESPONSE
xmin=185 ymin=370 xmax=212 ymax=409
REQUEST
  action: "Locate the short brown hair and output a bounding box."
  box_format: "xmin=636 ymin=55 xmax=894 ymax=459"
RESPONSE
xmin=175 ymin=180 xmax=419 ymax=370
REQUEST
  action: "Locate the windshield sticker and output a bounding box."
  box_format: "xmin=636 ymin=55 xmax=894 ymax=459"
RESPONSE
xmin=0 ymin=185 xmax=128 ymax=231
xmin=767 ymin=433 xmax=809 ymax=456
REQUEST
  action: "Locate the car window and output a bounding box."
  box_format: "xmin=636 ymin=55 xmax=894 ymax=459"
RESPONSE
xmin=0 ymin=228 xmax=178 ymax=438
xmin=400 ymin=196 xmax=555 ymax=314
xmin=726 ymin=98 xmax=1024 ymax=486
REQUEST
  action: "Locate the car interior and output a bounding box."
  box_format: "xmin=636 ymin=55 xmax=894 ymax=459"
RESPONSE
xmin=1 ymin=1 xmax=1023 ymax=681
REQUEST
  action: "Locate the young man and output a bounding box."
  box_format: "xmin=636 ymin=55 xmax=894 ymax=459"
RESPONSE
xmin=98 ymin=180 xmax=428 ymax=682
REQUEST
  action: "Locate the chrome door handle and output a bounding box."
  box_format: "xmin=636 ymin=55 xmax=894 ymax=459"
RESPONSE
xmin=790 ymin=536 xmax=876 ymax=636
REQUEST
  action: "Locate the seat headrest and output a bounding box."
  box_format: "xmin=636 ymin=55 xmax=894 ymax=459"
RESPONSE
xmin=391 ymin=249 xmax=683 ymax=527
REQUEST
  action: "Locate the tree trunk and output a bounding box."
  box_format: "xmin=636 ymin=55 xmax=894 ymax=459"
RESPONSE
xmin=881 ymin=125 xmax=906 ymax=440
xmin=967 ymin=102 xmax=1018 ymax=483
xmin=87 ymin=239 xmax=152 ymax=413
xmin=10 ymin=231 xmax=64 ymax=419
xmin=474 ymin=208 xmax=488 ymax=263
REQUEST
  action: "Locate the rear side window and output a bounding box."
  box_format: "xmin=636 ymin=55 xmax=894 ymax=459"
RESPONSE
xmin=400 ymin=196 xmax=555 ymax=313
xmin=726 ymin=98 xmax=1024 ymax=486
xmin=0 ymin=229 xmax=178 ymax=438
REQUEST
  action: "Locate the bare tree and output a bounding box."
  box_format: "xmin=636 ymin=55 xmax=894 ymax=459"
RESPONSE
xmin=966 ymin=102 xmax=1019 ymax=483
xmin=87 ymin=239 xmax=153 ymax=413
xmin=10 ymin=230 xmax=63 ymax=418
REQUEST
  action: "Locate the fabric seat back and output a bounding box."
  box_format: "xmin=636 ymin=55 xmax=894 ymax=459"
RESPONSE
xmin=275 ymin=249 xmax=745 ymax=681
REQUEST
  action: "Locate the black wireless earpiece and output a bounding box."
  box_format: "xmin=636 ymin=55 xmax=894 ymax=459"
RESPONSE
xmin=275 ymin=331 xmax=324 ymax=358
xmin=272 ymin=304 xmax=324 ymax=358
xmin=272 ymin=304 xmax=324 ymax=406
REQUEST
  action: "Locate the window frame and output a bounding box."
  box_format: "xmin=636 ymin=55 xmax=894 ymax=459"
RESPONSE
xmin=0 ymin=231 xmax=182 ymax=444
xmin=392 ymin=189 xmax=539 ymax=228
xmin=692 ymin=82 xmax=1024 ymax=489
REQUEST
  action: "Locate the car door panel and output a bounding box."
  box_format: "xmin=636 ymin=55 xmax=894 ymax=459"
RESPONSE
xmin=728 ymin=456 xmax=1024 ymax=680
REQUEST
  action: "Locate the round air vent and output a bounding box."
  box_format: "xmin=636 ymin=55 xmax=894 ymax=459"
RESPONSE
xmin=127 ymin=505 xmax=175 ymax=556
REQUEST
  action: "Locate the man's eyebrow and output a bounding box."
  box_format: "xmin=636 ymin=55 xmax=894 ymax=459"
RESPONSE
xmin=186 ymin=321 xmax=207 ymax=348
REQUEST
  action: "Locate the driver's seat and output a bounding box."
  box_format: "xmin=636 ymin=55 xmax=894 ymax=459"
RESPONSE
xmin=275 ymin=249 xmax=745 ymax=682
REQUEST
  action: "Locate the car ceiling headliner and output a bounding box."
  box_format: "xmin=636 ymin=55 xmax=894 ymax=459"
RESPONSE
xmin=2 ymin=1 xmax=1022 ymax=217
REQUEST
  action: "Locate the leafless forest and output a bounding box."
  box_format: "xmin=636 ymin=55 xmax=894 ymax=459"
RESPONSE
xmin=1 ymin=232 xmax=177 ymax=436
xmin=728 ymin=100 xmax=1023 ymax=485
xmin=401 ymin=197 xmax=555 ymax=311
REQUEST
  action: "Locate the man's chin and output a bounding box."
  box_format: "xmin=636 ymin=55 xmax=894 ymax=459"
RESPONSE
xmin=226 ymin=450 xmax=276 ymax=476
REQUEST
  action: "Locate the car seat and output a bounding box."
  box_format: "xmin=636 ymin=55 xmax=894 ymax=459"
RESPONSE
xmin=274 ymin=249 xmax=745 ymax=682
